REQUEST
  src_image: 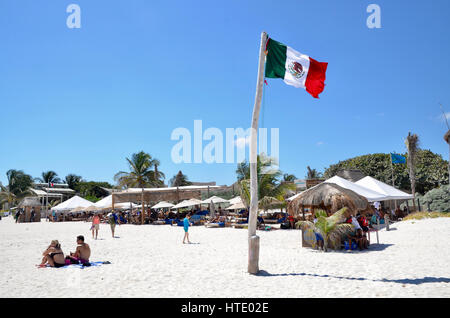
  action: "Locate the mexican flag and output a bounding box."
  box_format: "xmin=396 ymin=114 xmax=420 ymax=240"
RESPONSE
xmin=265 ymin=38 xmax=328 ymax=98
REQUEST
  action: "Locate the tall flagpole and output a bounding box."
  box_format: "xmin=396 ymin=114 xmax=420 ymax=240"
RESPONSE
xmin=390 ymin=153 xmax=397 ymax=209
xmin=248 ymin=31 xmax=268 ymax=274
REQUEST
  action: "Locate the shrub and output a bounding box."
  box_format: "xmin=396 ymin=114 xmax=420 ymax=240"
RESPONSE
xmin=403 ymin=212 xmax=450 ymax=221
xmin=420 ymin=185 xmax=450 ymax=212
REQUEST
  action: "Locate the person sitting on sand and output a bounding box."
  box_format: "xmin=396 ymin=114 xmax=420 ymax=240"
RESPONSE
xmin=40 ymin=240 xmax=66 ymax=268
xmin=65 ymin=235 xmax=91 ymax=265
xmin=355 ymin=228 xmax=369 ymax=250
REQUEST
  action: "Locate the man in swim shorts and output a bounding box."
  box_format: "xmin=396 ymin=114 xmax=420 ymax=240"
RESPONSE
xmin=65 ymin=235 xmax=91 ymax=265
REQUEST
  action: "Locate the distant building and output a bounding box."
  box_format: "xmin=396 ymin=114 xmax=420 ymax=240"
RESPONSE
xmin=30 ymin=183 xmax=76 ymax=203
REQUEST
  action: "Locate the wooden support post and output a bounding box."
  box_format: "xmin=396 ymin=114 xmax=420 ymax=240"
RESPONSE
xmin=141 ymin=187 xmax=144 ymax=225
xmin=248 ymin=31 xmax=268 ymax=275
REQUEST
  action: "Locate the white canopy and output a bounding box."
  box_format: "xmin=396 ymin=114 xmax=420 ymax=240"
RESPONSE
xmin=52 ymin=195 xmax=93 ymax=212
xmin=152 ymin=201 xmax=175 ymax=209
xmin=93 ymin=195 xmax=137 ymax=209
xmin=325 ymin=176 xmax=388 ymax=202
xmin=201 ymin=196 xmax=229 ymax=204
xmin=355 ymin=176 xmax=413 ymax=200
xmin=226 ymin=201 xmax=246 ymax=210
xmin=228 ymin=196 xmax=243 ymax=205
xmin=171 ymin=198 xmax=202 ymax=209
xmin=94 ymin=195 xmax=113 ymax=208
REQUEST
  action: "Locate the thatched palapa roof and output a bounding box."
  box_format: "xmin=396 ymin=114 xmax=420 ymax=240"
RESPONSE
xmin=18 ymin=197 xmax=41 ymax=207
xmin=289 ymin=182 xmax=369 ymax=217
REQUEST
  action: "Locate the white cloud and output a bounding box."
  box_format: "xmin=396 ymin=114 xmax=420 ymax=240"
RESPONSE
xmin=235 ymin=136 xmax=250 ymax=148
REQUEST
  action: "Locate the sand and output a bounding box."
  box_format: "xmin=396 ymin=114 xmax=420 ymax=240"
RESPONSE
xmin=0 ymin=216 xmax=449 ymax=298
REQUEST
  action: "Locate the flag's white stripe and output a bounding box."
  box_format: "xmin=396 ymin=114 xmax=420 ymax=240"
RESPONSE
xmin=283 ymin=46 xmax=310 ymax=88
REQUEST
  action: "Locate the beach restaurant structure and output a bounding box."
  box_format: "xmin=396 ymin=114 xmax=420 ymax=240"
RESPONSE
xmin=110 ymin=185 xmax=225 ymax=212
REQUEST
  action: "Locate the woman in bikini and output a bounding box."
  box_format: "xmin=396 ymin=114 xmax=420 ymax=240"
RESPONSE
xmin=40 ymin=240 xmax=66 ymax=268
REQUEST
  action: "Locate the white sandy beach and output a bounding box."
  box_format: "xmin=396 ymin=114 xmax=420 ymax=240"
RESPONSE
xmin=0 ymin=216 xmax=449 ymax=298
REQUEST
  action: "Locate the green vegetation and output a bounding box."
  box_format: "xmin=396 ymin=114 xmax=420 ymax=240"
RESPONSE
xmin=420 ymin=185 xmax=450 ymax=212
xmin=324 ymin=150 xmax=449 ymax=195
xmin=403 ymin=212 xmax=450 ymax=221
xmin=0 ymin=169 xmax=33 ymax=207
xmin=236 ymin=154 xmax=296 ymax=210
xmin=35 ymin=171 xmax=61 ymax=184
xmin=296 ymin=208 xmax=354 ymax=252
xmin=169 ymin=170 xmax=192 ymax=187
xmin=306 ymin=166 xmax=322 ymax=179
xmin=114 ymin=151 xmax=165 ymax=188
xmin=75 ymin=181 xmax=114 ymax=199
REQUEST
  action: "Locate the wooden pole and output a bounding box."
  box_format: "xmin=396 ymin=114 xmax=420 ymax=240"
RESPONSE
xmin=390 ymin=153 xmax=398 ymax=209
xmin=248 ymin=31 xmax=268 ymax=275
xmin=141 ymin=187 xmax=145 ymax=225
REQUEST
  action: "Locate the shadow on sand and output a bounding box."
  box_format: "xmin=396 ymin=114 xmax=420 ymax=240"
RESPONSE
xmin=256 ymin=270 xmax=450 ymax=285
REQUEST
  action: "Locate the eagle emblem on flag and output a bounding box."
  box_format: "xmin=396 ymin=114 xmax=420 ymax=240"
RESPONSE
xmin=288 ymin=61 xmax=305 ymax=79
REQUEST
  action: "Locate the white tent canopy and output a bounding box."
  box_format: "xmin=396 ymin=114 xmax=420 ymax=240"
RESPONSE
xmin=152 ymin=201 xmax=175 ymax=209
xmin=94 ymin=195 xmax=138 ymax=210
xmin=52 ymin=195 xmax=93 ymax=212
xmin=226 ymin=201 xmax=246 ymax=210
xmin=228 ymin=196 xmax=243 ymax=205
xmin=325 ymin=176 xmax=388 ymax=202
xmin=201 ymin=196 xmax=229 ymax=205
xmin=355 ymin=176 xmax=413 ymax=200
xmin=94 ymin=195 xmax=113 ymax=208
xmin=171 ymin=198 xmax=202 ymax=209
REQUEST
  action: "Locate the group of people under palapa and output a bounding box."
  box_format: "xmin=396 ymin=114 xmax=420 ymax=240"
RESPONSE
xmin=308 ymin=201 xmax=408 ymax=251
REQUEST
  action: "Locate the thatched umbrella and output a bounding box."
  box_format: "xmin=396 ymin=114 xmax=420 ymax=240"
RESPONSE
xmin=18 ymin=197 xmax=41 ymax=207
xmin=289 ymin=182 xmax=369 ymax=218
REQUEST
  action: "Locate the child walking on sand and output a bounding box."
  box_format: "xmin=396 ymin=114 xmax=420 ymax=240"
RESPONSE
xmin=183 ymin=214 xmax=191 ymax=244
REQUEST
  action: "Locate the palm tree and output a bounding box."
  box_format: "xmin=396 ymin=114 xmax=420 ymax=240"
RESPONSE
xmin=237 ymin=154 xmax=295 ymax=211
xmin=0 ymin=170 xmax=33 ymax=208
xmin=114 ymin=151 xmax=164 ymax=224
xmin=0 ymin=184 xmax=16 ymax=210
xmin=405 ymin=132 xmax=419 ymax=211
xmin=169 ymin=171 xmax=192 ymax=187
xmin=306 ymin=166 xmax=322 ymax=179
xmin=296 ymin=207 xmax=354 ymax=252
xmin=36 ymin=171 xmax=61 ymax=184
xmin=65 ymin=174 xmax=83 ymax=190
xmin=283 ymin=173 xmax=296 ymax=182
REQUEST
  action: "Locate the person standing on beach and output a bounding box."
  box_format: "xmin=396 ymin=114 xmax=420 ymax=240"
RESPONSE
xmin=183 ymin=213 xmax=191 ymax=244
xmin=108 ymin=211 xmax=120 ymax=238
xmin=92 ymin=213 xmax=101 ymax=239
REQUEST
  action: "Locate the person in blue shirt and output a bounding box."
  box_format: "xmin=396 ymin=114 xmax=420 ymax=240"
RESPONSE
xmin=183 ymin=213 xmax=191 ymax=244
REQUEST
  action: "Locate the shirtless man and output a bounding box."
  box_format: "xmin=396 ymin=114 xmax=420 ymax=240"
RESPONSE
xmin=65 ymin=235 xmax=91 ymax=265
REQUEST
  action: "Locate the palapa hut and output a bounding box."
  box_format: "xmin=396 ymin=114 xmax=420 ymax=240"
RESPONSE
xmin=288 ymin=182 xmax=369 ymax=219
xmin=18 ymin=197 xmax=42 ymax=223
xmin=289 ymin=183 xmax=369 ymax=249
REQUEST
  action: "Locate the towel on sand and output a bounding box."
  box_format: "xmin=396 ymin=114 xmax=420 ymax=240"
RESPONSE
xmin=37 ymin=261 xmax=111 ymax=269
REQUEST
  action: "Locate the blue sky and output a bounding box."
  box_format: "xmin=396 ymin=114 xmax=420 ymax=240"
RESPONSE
xmin=1 ymin=0 xmax=449 ymax=187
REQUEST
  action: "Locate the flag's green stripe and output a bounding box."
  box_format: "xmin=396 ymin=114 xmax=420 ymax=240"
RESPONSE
xmin=265 ymin=38 xmax=287 ymax=79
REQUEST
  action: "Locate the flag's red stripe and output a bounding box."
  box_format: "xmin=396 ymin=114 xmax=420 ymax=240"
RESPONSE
xmin=305 ymin=57 xmax=328 ymax=98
